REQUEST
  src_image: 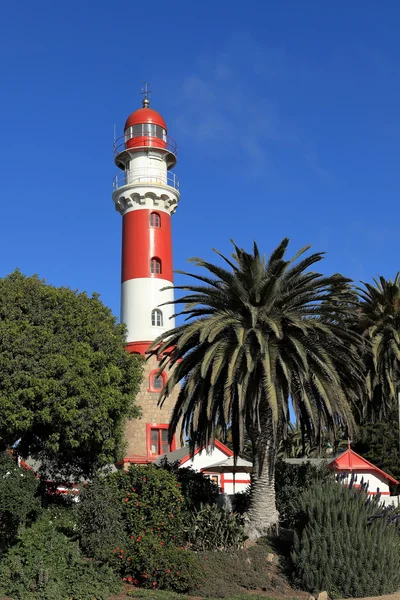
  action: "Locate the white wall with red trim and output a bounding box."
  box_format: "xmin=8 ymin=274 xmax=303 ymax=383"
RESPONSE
xmin=179 ymin=441 xmax=251 ymax=495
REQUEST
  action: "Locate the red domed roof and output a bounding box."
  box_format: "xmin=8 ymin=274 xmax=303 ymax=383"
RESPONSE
xmin=125 ymin=107 xmax=167 ymax=131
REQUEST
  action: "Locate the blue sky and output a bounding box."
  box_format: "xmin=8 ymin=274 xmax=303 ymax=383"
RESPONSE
xmin=1 ymin=1 xmax=400 ymax=320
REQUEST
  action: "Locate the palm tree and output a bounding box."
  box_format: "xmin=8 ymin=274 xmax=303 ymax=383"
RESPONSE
xmin=358 ymin=274 xmax=400 ymax=421
xmin=151 ymin=239 xmax=364 ymax=538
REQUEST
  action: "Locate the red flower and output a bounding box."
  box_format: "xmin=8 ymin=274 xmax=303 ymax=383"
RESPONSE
xmin=127 ymin=576 xmax=133 ymax=582
xmin=153 ymin=582 xmax=157 ymax=587
xmin=127 ymin=557 xmax=132 ymax=562
xmin=123 ymin=577 xmax=127 ymax=582
xmin=124 ymin=497 xmax=129 ymax=502
xmin=133 ymin=579 xmax=139 ymax=585
xmin=136 ymin=536 xmax=142 ymax=542
xmin=166 ymin=569 xmax=171 ymax=573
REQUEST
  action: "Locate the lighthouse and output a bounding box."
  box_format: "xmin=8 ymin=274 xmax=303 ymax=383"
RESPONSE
xmin=112 ymin=89 xmax=180 ymax=464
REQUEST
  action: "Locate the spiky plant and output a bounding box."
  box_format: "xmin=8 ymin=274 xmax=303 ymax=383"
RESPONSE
xmin=150 ymin=238 xmax=364 ymax=538
xmin=358 ymin=274 xmax=400 ymax=421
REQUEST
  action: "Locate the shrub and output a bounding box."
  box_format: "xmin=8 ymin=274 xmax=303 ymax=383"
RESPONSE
xmin=233 ymin=487 xmax=251 ymax=515
xmin=0 ymin=452 xmax=40 ymax=553
xmin=104 ymin=465 xmax=185 ymax=546
xmin=0 ymin=516 xmax=121 ymax=600
xmin=77 ymin=478 xmax=126 ymax=562
xmin=158 ymin=459 xmax=219 ymax=510
xmin=291 ymin=479 xmax=400 ymax=597
xmin=275 ymin=459 xmax=332 ymax=528
xmin=185 ymin=503 xmax=245 ymax=550
xmin=117 ymin=533 xmax=202 ymax=593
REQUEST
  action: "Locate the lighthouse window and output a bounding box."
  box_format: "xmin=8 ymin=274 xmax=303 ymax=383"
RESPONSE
xmin=150 ymin=212 xmax=161 ymax=227
xmin=152 ymin=375 xmax=163 ymax=390
xmin=151 ymin=309 xmax=163 ymax=327
xmin=149 ymin=427 xmax=169 ymax=455
xmin=150 ymin=257 xmax=161 ymax=275
xmin=143 ymin=123 xmax=157 ymax=137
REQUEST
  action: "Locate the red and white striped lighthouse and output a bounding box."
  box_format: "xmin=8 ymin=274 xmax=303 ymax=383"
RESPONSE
xmin=112 ymin=91 xmax=179 ymax=356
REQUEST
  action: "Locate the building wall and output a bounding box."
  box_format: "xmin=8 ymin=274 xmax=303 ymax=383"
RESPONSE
xmin=124 ymin=353 xmax=181 ymax=459
xmin=338 ymin=469 xmax=390 ymax=495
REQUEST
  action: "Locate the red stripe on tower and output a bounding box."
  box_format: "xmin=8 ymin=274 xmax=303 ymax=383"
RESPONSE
xmin=112 ymin=89 xmax=179 ymax=352
xmin=121 ymin=209 xmax=173 ymax=283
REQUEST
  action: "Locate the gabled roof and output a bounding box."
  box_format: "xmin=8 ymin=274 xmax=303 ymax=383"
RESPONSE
xmin=330 ymin=448 xmax=399 ymax=485
xmin=153 ymin=439 xmax=233 ymax=467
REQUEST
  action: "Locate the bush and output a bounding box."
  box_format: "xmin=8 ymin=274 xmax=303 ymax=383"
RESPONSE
xmin=0 ymin=516 xmax=121 ymax=600
xmin=0 ymin=452 xmax=40 ymax=553
xmin=105 ymin=465 xmax=185 ymax=546
xmin=275 ymin=459 xmax=332 ymax=528
xmin=291 ymin=479 xmax=400 ymax=597
xmin=158 ymin=459 xmax=219 ymax=510
xmin=185 ymin=503 xmax=245 ymax=550
xmin=233 ymin=487 xmax=251 ymax=515
xmin=117 ymin=533 xmax=202 ymax=593
xmin=77 ymin=478 xmax=126 ymax=562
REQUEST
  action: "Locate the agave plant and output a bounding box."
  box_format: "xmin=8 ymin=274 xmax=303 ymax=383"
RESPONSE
xmin=150 ymin=238 xmax=364 ymax=538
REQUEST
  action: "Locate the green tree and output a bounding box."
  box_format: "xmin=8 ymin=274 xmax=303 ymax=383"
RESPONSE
xmin=352 ymin=415 xmax=400 ymax=487
xmin=0 ymin=270 xmax=143 ymax=478
xmin=357 ymin=274 xmax=400 ymax=421
xmin=151 ymin=239 xmax=364 ymax=537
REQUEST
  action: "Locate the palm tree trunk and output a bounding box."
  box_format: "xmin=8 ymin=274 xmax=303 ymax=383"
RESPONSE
xmin=246 ymin=409 xmax=279 ymax=540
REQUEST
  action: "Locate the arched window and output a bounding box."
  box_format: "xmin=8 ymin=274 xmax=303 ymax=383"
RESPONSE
xmin=152 ymin=374 xmax=163 ymax=390
xmin=150 ymin=212 xmax=161 ymax=227
xmin=148 ymin=370 xmax=167 ymax=393
xmin=150 ymin=257 xmax=161 ymax=275
xmin=151 ymin=309 xmax=163 ymax=327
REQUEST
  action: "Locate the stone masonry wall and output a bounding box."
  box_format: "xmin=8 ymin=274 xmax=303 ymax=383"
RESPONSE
xmin=124 ymin=354 xmax=181 ymax=458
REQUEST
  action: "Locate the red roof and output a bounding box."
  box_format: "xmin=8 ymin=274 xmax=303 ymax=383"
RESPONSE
xmin=125 ymin=107 xmax=167 ymax=131
xmin=329 ymin=448 xmax=399 ymax=485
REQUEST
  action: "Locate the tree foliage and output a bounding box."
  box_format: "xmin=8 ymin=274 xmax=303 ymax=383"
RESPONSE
xmin=352 ymin=415 xmax=400 ymax=488
xmin=358 ymin=274 xmax=400 ymax=421
xmin=150 ymin=239 xmax=364 ymax=534
xmin=0 ymin=270 xmax=143 ymax=478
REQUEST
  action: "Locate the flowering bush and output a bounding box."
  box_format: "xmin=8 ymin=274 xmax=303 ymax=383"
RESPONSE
xmin=105 ymin=465 xmax=185 ymax=545
xmin=119 ymin=533 xmax=202 ymax=593
xmin=158 ymin=459 xmax=219 ymax=510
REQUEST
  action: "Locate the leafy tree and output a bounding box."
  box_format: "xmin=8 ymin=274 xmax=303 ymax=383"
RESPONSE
xmin=0 ymin=270 xmax=143 ymax=478
xmin=357 ymin=274 xmax=400 ymax=421
xmin=352 ymin=414 xmax=400 ymax=488
xmin=150 ymin=239 xmax=364 ymax=537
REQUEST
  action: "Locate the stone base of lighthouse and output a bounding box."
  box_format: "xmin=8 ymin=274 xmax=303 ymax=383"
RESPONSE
xmin=121 ymin=353 xmax=182 ymax=467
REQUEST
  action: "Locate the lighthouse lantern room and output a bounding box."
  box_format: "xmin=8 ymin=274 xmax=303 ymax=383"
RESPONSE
xmin=112 ymin=89 xmax=181 ymax=464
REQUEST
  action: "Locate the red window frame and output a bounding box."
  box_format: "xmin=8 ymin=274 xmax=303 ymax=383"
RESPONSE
xmin=146 ymin=423 xmax=176 ymax=457
xmin=150 ymin=257 xmax=162 ymax=275
xmin=148 ymin=369 xmax=167 ymax=392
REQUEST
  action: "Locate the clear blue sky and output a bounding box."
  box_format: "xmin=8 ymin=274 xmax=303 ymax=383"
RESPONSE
xmin=1 ymin=1 xmax=399 ymax=320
